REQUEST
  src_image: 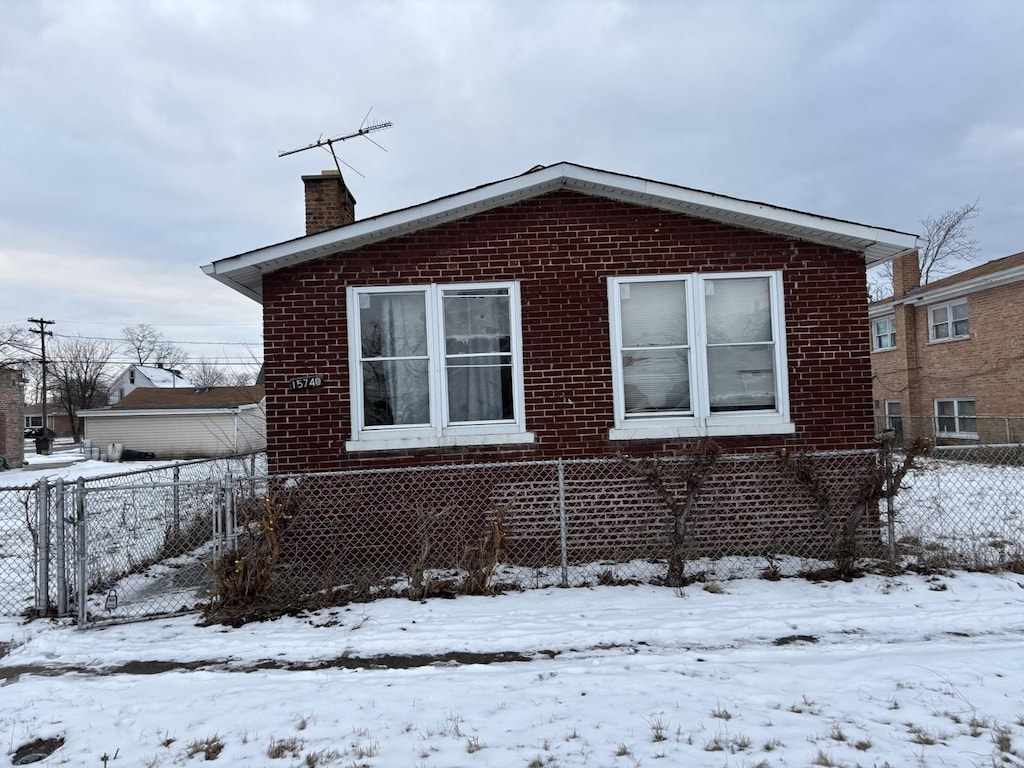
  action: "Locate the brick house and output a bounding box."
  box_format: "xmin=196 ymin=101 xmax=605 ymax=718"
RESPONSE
xmin=870 ymin=250 xmax=1024 ymax=444
xmin=1 ymin=369 xmax=25 ymax=470
xmin=204 ymin=163 xmax=918 ymax=565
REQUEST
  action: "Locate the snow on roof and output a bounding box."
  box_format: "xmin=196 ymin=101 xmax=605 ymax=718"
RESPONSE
xmin=133 ymin=365 xmax=193 ymax=388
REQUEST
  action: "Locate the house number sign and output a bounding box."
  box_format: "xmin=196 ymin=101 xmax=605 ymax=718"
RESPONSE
xmin=288 ymin=375 xmax=325 ymax=392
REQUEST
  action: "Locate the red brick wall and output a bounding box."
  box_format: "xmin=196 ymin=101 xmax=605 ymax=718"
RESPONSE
xmin=263 ymin=190 xmax=875 ymax=474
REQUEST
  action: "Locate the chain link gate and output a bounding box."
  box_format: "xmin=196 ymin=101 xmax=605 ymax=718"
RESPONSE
xmin=70 ymin=475 xmax=244 ymax=626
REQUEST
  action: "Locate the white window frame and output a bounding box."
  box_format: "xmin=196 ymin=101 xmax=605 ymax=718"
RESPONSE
xmin=872 ymin=315 xmax=896 ymax=351
xmin=608 ymin=271 xmax=793 ymax=440
xmin=934 ymin=398 xmax=977 ymax=439
xmin=345 ymin=281 xmax=533 ymax=451
xmin=928 ymin=299 xmax=969 ymax=342
xmin=24 ymin=414 xmax=43 ymax=429
xmin=883 ymin=399 xmax=903 ymax=436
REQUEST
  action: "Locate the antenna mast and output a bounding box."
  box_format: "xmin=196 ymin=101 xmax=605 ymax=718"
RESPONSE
xmin=278 ymin=118 xmax=393 ymax=177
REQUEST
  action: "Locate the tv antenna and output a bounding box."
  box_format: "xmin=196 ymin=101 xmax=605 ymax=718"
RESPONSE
xmin=278 ymin=110 xmax=393 ymax=178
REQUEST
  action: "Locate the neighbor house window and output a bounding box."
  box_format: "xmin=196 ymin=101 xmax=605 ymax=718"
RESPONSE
xmin=872 ymin=316 xmax=896 ymax=351
xmin=934 ymin=398 xmax=976 ymax=438
xmin=24 ymin=415 xmax=43 ymax=429
xmin=929 ymin=299 xmax=969 ymax=341
xmin=883 ymin=400 xmax=903 ymax=440
xmin=346 ymin=282 xmax=531 ymax=450
xmin=608 ymin=271 xmax=792 ymax=439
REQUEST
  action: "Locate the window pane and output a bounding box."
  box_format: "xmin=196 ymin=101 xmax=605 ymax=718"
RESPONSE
xmin=952 ymin=318 xmax=969 ymax=337
xmin=951 ymin=303 xmax=968 ymax=321
xmin=360 ymin=293 xmax=427 ymax=358
xmin=705 ymin=278 xmax=772 ymax=344
xmin=957 ymin=399 xmax=975 ymax=417
xmin=936 ymin=400 xmax=954 ymax=417
xmin=443 ymin=289 xmax=511 ymax=354
xmin=707 ymin=345 xmax=776 ymax=411
xmin=622 ymin=350 xmax=690 ymax=413
xmin=620 ymin=281 xmax=687 ymax=347
xmin=362 ymin=360 xmax=429 ymax=426
xmin=446 ymin=356 xmax=514 ymax=422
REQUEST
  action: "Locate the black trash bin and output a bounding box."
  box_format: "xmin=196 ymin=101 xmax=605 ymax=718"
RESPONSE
xmin=34 ymin=437 xmax=52 ymax=455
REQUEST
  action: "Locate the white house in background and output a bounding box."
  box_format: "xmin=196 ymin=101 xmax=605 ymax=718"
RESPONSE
xmin=108 ymin=364 xmax=193 ymax=405
xmin=80 ymin=386 xmax=266 ymax=459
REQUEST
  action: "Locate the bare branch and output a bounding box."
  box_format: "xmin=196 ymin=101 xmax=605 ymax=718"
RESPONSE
xmin=48 ymin=335 xmax=117 ymax=441
xmin=122 ymin=324 xmax=189 ymax=368
xmin=919 ymin=201 xmax=981 ymax=284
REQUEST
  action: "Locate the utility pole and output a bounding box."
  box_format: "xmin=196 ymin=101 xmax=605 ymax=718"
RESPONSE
xmin=28 ymin=318 xmax=54 ymax=454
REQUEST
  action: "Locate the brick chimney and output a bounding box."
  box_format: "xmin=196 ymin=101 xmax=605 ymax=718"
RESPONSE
xmin=302 ymin=170 xmax=356 ymax=235
xmin=892 ymin=250 xmax=921 ymax=297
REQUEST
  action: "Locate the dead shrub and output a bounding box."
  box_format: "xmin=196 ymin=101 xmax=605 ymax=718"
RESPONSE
xmin=205 ymin=492 xmax=295 ymax=613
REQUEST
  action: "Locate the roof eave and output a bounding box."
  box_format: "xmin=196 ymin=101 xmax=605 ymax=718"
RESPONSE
xmin=203 ymin=162 xmax=919 ymax=304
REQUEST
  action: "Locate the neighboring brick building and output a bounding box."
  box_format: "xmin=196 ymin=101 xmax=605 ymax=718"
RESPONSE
xmin=1 ymin=369 xmax=25 ymax=470
xmin=870 ymin=250 xmax=1024 ymax=444
xmin=204 ymin=163 xmax=918 ymax=560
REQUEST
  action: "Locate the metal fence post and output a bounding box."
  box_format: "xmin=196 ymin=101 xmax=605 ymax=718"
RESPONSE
xmin=172 ymin=464 xmax=181 ymax=536
xmin=558 ymin=460 xmax=568 ymax=588
xmin=54 ymin=477 xmax=68 ymax=616
xmin=75 ymin=477 xmax=88 ymax=627
xmin=225 ymin=472 xmax=238 ymax=553
xmin=35 ymin=480 xmax=50 ymax=617
xmin=883 ymin=442 xmax=897 ymax=570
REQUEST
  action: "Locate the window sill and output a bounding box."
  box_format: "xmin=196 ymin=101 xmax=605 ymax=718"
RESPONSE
xmin=609 ymin=421 xmax=796 ymax=441
xmin=871 ymin=346 xmax=897 ymax=354
xmin=927 ymin=335 xmax=970 ymax=345
xmin=936 ymin=432 xmax=978 ymax=441
xmin=346 ymin=431 xmax=535 ymax=453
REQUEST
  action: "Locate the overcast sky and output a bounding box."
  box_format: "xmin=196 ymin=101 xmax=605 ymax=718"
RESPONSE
xmin=2 ymin=0 xmax=1021 ymax=367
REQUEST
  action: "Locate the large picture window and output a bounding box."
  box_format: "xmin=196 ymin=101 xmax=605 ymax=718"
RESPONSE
xmin=347 ymin=282 xmax=530 ymax=450
xmin=609 ymin=272 xmax=792 ymax=439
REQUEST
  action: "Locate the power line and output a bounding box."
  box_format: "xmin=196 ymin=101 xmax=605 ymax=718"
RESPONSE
xmin=50 ymin=332 xmax=261 ymax=346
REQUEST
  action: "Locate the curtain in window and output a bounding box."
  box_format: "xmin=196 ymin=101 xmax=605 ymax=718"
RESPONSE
xmin=705 ymin=277 xmax=776 ymax=412
xmin=360 ymin=292 xmax=429 ymax=426
xmin=443 ymin=289 xmax=513 ymax=422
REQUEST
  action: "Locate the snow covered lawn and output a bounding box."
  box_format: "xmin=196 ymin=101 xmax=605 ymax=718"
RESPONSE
xmin=2 ymin=572 xmax=1023 ymax=767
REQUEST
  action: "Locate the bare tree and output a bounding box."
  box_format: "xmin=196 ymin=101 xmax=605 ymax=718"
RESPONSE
xmin=186 ymin=356 xmax=260 ymax=388
xmin=0 ymin=324 xmax=34 ymax=369
xmin=186 ymin=358 xmax=232 ymax=388
xmin=918 ymin=201 xmax=981 ymax=284
xmin=49 ymin=335 xmax=116 ymax=441
xmin=122 ymin=323 xmax=189 ymax=368
xmin=869 ymin=202 xmax=981 ymax=300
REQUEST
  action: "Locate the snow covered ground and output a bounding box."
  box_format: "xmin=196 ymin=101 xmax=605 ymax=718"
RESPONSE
xmin=2 ymin=572 xmax=1023 ymax=767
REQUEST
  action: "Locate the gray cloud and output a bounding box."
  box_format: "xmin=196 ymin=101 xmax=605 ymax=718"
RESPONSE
xmin=2 ymin=0 xmax=1021 ymax=356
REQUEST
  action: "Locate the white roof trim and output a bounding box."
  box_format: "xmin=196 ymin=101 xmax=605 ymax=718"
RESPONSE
xmin=875 ymin=263 xmax=1024 ymax=312
xmin=203 ymin=162 xmax=920 ymax=303
xmin=901 ymin=264 xmax=1024 ymax=305
xmin=79 ymin=402 xmax=263 ymax=418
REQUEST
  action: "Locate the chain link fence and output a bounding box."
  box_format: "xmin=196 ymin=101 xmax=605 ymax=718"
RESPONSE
xmin=267 ymin=451 xmax=883 ymax=604
xmin=2 ymin=445 xmax=1023 ymax=627
xmin=876 ymin=414 xmax=1024 ymax=447
xmin=0 ymin=453 xmax=263 ymax=620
